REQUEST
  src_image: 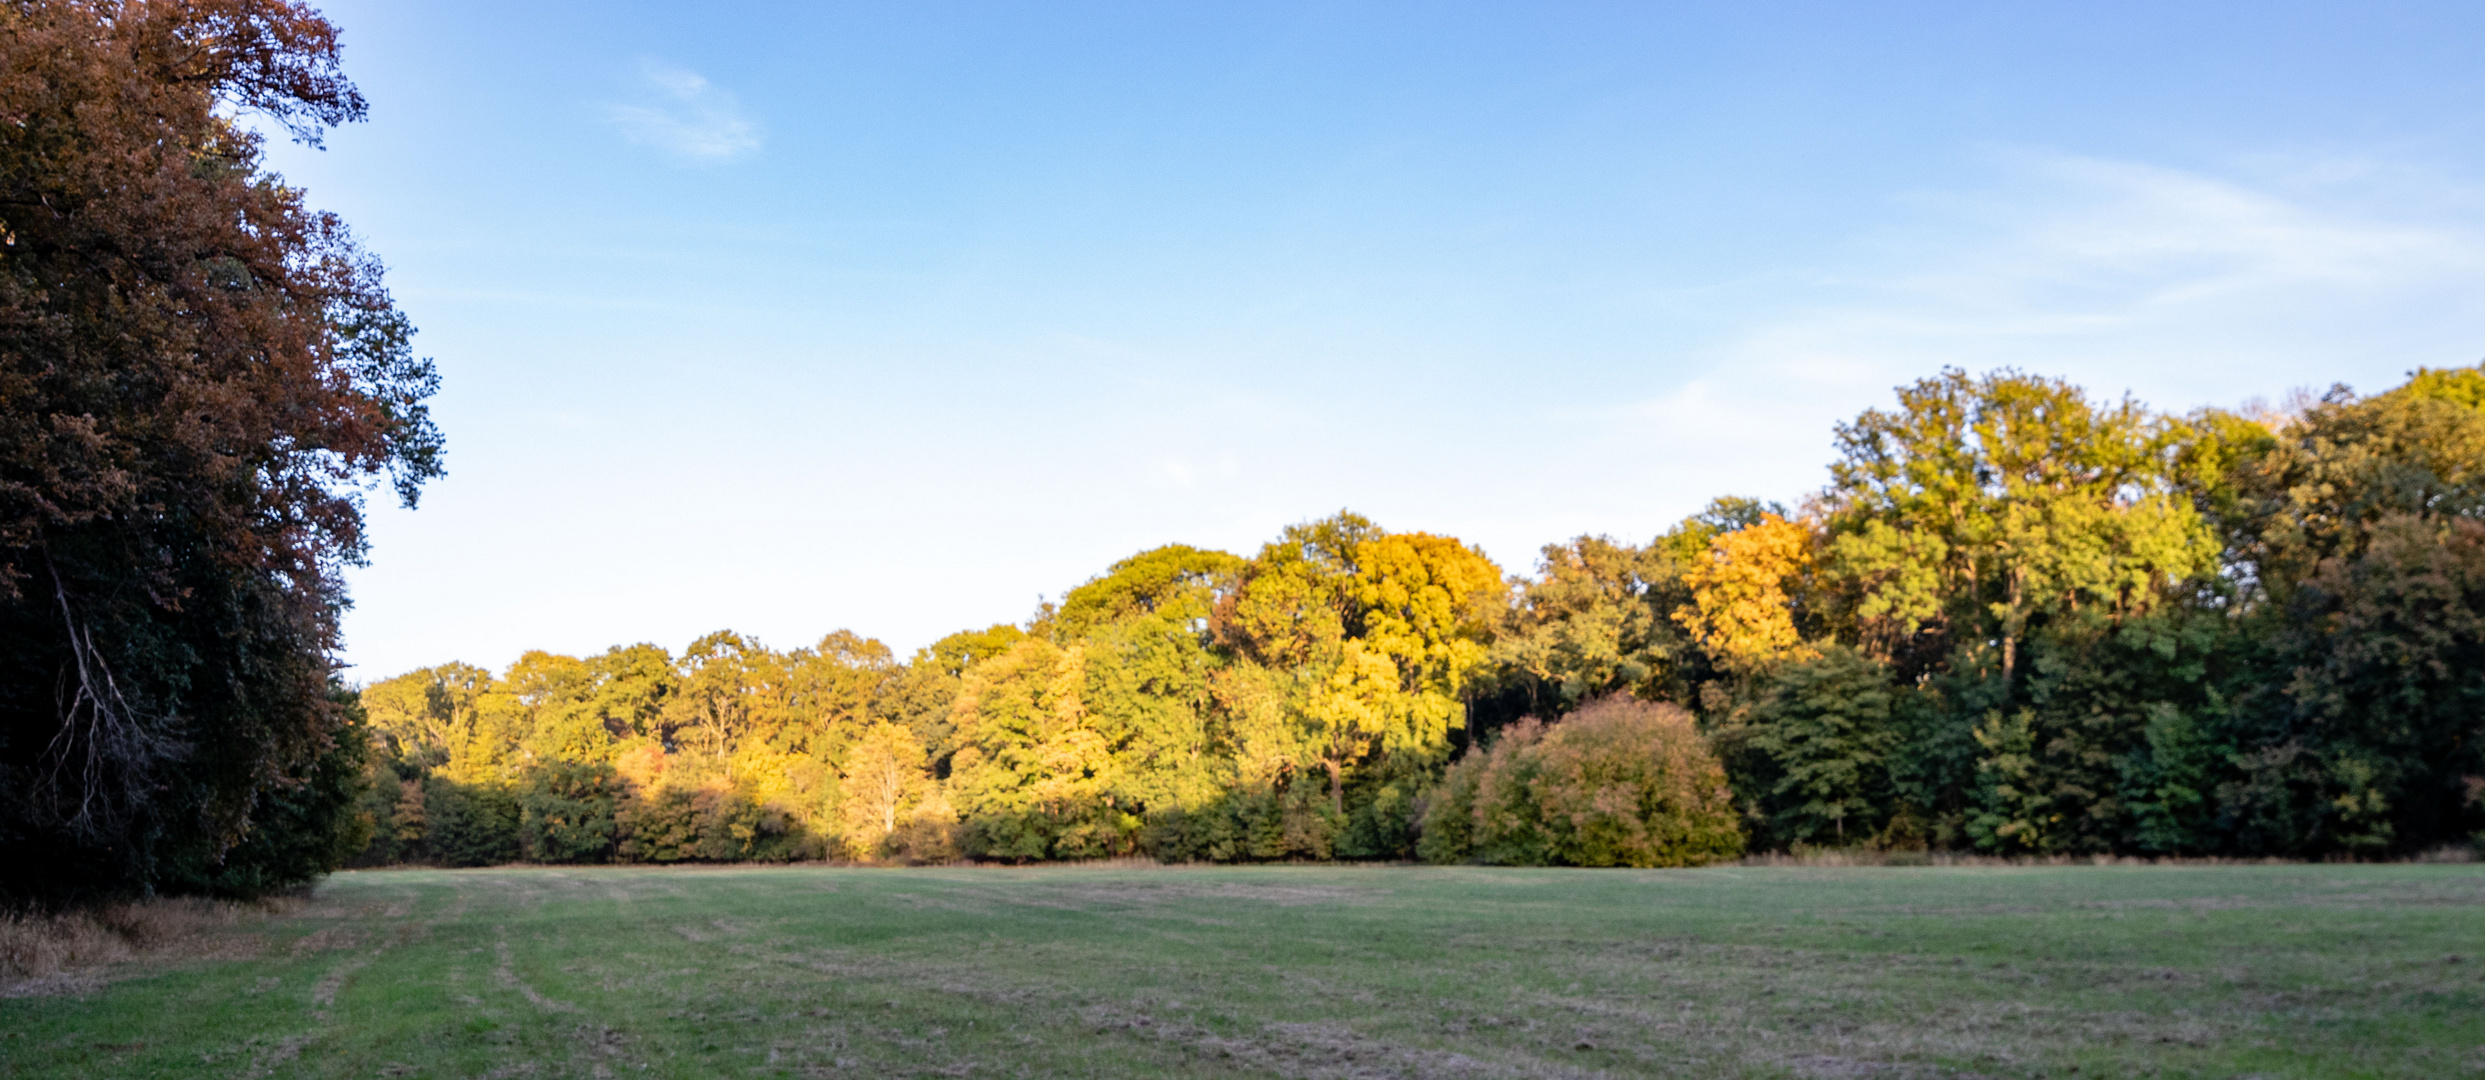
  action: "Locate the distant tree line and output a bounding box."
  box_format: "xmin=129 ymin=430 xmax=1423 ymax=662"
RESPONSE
xmin=8 ymin=2 xmax=2483 ymax=906
xmin=355 ymin=363 xmax=2485 ymax=869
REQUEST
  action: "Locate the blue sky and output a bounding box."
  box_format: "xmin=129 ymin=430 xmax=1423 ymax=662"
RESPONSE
xmin=264 ymin=1 xmax=2485 ymax=680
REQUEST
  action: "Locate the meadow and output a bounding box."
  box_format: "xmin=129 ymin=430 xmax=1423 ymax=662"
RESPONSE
xmin=3 ymin=863 xmax=2481 ymax=1079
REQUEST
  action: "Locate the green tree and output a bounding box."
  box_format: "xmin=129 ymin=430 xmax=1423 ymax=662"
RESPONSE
xmin=167 ymin=684 xmax=378 ymax=895
xmin=1489 ymin=535 xmax=1692 ymax=717
xmin=665 ymin=631 xmax=775 ymax=768
xmin=2189 ymin=368 xmax=2485 ymax=854
xmin=1825 ymin=369 xmax=2216 ymax=683
xmin=877 ymin=623 xmax=1029 ymax=769
xmin=577 ymin=644 xmax=678 ymax=747
xmin=506 ymin=651 xmax=608 ymax=766
xmin=1067 ymin=545 xmax=1242 ymax=816
xmin=786 ymin=630 xmax=897 ymax=758
xmin=2272 ymin=514 xmax=2485 ymax=852
xmin=1055 ymin=544 xmax=1241 ymax=639
xmin=361 ymin=663 xmax=492 ymax=768
xmin=946 ymin=638 xmax=1126 ymax=859
xmin=1811 ymin=370 xmax=2227 ymax=855
xmin=1736 ymin=646 xmax=1899 ymax=848
xmin=2206 ymin=380 xmax=2485 ymax=608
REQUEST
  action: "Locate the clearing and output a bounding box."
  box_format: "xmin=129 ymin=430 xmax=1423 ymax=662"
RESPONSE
xmin=3 ymin=862 xmax=2481 ymax=1078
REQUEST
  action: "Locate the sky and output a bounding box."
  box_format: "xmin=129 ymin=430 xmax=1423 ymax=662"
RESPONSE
xmin=259 ymin=1 xmax=2485 ymax=680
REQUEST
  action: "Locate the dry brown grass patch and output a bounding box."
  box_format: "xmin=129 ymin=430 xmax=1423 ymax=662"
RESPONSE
xmin=0 ymin=894 xmax=294 ymax=996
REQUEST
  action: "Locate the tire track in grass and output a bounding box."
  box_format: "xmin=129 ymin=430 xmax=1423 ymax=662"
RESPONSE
xmin=494 ymin=928 xmax=578 ymax=1014
xmin=238 ymin=876 xmax=428 ymax=1077
xmin=309 ymin=946 xmax=379 ymax=1020
xmin=666 ymin=888 xmax=1612 ymax=1080
xmin=486 ymin=888 xmax=644 ymax=1080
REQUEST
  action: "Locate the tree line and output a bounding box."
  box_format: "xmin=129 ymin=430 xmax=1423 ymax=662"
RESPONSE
xmin=7 ymin=1 xmax=2482 ymax=906
xmin=355 ymin=363 xmax=2485 ymax=869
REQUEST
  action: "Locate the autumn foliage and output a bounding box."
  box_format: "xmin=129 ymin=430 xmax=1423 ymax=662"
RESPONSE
xmin=346 ymin=364 xmax=2485 ymax=870
xmin=1419 ymin=697 xmax=1743 ymax=867
xmin=10 ymin=4 xmax=2485 ymax=893
xmin=0 ymin=0 xmax=439 ymax=902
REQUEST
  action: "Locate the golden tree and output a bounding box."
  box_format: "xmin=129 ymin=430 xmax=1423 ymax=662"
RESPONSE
xmin=1674 ymin=514 xmax=1818 ymax=673
xmin=835 ymin=722 xmax=935 ymax=859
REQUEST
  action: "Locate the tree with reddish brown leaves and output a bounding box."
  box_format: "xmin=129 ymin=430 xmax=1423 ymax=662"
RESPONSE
xmin=0 ymin=0 xmax=439 ymax=902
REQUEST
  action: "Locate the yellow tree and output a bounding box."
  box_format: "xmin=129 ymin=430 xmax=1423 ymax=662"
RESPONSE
xmin=1210 ymin=518 xmax=1363 ymax=788
xmin=1216 ymin=515 xmax=1506 ymax=811
xmin=945 ymin=638 xmax=1121 ymax=856
xmin=663 ymin=631 xmax=777 ymax=773
xmin=360 ymin=662 xmax=492 ymax=768
xmin=1673 ymin=514 xmax=1818 ymax=674
xmin=835 ymin=721 xmax=935 ymax=859
xmin=785 ymin=630 xmax=897 ymax=756
xmin=1316 ymin=532 xmax=1505 ymax=799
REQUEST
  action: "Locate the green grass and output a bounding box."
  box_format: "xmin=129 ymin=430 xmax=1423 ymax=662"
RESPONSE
xmin=5 ymin=863 xmax=2483 ymax=1078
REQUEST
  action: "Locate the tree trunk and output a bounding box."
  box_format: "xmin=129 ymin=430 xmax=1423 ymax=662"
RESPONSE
xmin=2001 ymin=566 xmax=2025 ymax=686
xmin=881 ymin=766 xmax=899 ymax=836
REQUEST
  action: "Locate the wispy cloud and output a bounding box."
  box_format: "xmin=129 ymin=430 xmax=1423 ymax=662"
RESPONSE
xmin=1862 ymin=151 xmax=2480 ymax=334
xmin=1600 ymin=150 xmax=2485 ymax=511
xmin=604 ymin=60 xmax=761 ymax=163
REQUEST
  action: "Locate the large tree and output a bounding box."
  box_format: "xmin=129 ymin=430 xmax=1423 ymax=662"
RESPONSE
xmin=1213 ymin=513 xmax=1505 ymax=814
xmin=2200 ymin=373 xmax=2485 ymax=853
xmin=0 ymin=0 xmax=439 ymax=901
xmin=1486 ymin=534 xmax=1691 ymax=720
xmin=1823 ymin=368 xmax=2214 ymax=685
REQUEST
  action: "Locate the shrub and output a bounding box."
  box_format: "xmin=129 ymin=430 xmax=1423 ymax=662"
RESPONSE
xmin=1420 ymin=697 xmax=1743 ymax=867
xmin=882 ymin=799 xmax=961 ymax=863
xmin=423 ymin=778 xmax=520 ymax=867
xmin=615 ymin=783 xmax=812 ymax=863
xmin=1141 ymin=771 xmax=1343 ymax=863
xmin=1 ymin=896 xmax=285 ymax=986
xmin=616 ymin=786 xmax=700 ymax=863
xmin=958 ymin=804 xmax=1140 ymax=862
xmin=518 ymin=761 xmax=622 ymax=864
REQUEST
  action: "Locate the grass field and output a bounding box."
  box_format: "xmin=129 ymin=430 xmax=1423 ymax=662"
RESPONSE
xmin=3 ymin=863 xmax=2482 ymax=1079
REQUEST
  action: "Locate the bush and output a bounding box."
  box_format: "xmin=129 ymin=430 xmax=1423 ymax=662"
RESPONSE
xmin=518 ymin=761 xmax=622 ymax=864
xmin=424 ymin=778 xmax=520 ymax=867
xmin=1419 ymin=697 xmax=1744 ymax=867
xmin=882 ymin=807 xmax=961 ymax=863
xmin=615 ymin=784 xmax=812 ymax=863
xmin=1 ymin=896 xmax=285 ymax=985
xmin=615 ymin=786 xmax=699 ymax=863
xmin=958 ymin=805 xmax=1140 ymax=862
xmin=1141 ymin=771 xmax=1343 ymax=863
